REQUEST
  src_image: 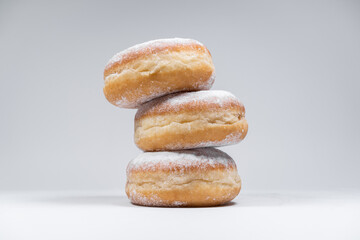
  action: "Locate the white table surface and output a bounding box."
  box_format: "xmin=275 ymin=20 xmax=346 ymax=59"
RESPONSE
xmin=1 ymin=190 xmax=359 ymax=240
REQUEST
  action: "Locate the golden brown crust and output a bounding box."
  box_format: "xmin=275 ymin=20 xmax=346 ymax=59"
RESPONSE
xmin=134 ymin=91 xmax=248 ymax=151
xmin=126 ymin=180 xmax=241 ymax=207
xmin=103 ymin=38 xmax=215 ymax=108
xmin=125 ymin=148 xmax=241 ymax=207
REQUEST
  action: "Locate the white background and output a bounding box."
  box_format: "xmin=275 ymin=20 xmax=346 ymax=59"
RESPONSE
xmin=1 ymin=191 xmax=360 ymax=240
xmin=1 ymin=0 xmax=359 ymax=192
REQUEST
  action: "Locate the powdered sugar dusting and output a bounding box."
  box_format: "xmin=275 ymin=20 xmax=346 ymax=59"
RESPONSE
xmin=164 ymin=131 xmax=244 ymax=150
xmin=136 ymin=90 xmax=241 ymax=118
xmin=199 ymin=131 xmax=243 ymax=147
xmin=197 ymin=71 xmax=216 ymax=90
xmin=106 ymin=38 xmax=204 ymax=66
xmin=128 ymin=189 xmax=186 ymax=207
xmin=127 ymin=148 xmax=235 ymax=173
xmin=114 ymin=73 xmax=216 ymax=108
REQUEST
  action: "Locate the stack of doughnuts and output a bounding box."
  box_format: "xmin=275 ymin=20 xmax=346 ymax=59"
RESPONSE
xmin=103 ymin=38 xmax=248 ymax=207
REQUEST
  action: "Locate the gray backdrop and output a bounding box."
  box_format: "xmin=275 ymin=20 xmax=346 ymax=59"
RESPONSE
xmin=1 ymin=0 xmax=359 ymax=191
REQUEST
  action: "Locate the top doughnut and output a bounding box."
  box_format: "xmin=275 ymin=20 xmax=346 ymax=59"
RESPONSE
xmin=103 ymin=38 xmax=215 ymax=108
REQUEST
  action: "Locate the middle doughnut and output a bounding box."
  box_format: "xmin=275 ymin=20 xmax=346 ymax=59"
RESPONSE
xmin=135 ymin=90 xmax=248 ymax=151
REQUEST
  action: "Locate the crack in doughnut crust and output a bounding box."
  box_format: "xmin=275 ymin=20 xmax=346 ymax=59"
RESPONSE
xmin=126 ymin=148 xmax=242 ymax=207
xmin=103 ymin=38 xmax=215 ymax=108
xmin=134 ymin=90 xmax=248 ymax=151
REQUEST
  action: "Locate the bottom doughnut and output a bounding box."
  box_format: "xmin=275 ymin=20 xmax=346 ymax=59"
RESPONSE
xmin=126 ymin=148 xmax=241 ymax=207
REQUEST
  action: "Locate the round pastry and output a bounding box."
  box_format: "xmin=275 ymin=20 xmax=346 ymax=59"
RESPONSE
xmin=126 ymin=148 xmax=241 ymax=207
xmin=134 ymin=90 xmax=248 ymax=151
xmin=103 ymin=38 xmax=215 ymax=108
